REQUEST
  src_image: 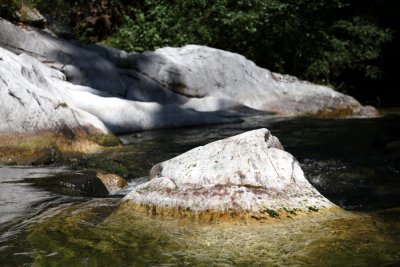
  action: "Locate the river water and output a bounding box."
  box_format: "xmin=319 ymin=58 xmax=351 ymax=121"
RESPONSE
xmin=1 ymin=112 xmax=399 ymax=266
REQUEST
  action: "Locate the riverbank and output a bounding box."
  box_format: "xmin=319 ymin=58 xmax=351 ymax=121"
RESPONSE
xmin=1 ymin=16 xmax=379 ymax=166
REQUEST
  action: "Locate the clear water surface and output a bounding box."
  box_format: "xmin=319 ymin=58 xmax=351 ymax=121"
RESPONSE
xmin=1 ymin=112 xmax=399 ymax=266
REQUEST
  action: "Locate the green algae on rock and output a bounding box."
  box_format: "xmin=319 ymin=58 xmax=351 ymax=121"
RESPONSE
xmin=11 ymin=200 xmax=400 ymax=267
xmin=0 ymin=130 xmax=121 ymax=165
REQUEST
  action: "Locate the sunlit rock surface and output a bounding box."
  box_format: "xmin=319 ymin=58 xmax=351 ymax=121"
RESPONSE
xmin=128 ymin=45 xmax=378 ymax=117
xmin=0 ymin=18 xmax=379 ymax=162
xmin=123 ymin=129 xmax=335 ymax=220
xmin=0 ymin=47 xmax=108 ymax=135
xmin=0 ymin=18 xmax=377 ymax=119
xmin=0 ymin=47 xmax=114 ymax=162
xmin=0 ymin=45 xmax=225 ymax=163
xmin=97 ymin=173 xmax=128 ymax=193
xmin=14 ymin=4 xmax=47 ymax=28
xmin=0 ymin=46 xmax=225 ymax=137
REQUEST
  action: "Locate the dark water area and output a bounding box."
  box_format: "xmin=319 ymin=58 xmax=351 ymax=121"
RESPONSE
xmin=1 ymin=112 xmax=400 ymax=266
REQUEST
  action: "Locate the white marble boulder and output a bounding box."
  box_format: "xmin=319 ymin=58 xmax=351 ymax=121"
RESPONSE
xmin=0 ymin=46 xmax=227 ymax=136
xmin=0 ymin=18 xmax=378 ymax=118
xmin=0 ymin=47 xmax=108 ymax=135
xmin=123 ymin=129 xmax=335 ymax=219
xmin=128 ymin=45 xmax=378 ymax=117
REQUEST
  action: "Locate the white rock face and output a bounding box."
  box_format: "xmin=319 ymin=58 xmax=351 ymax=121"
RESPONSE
xmin=0 ymin=47 xmax=108 ymax=135
xmin=0 ymin=47 xmax=226 ymax=135
xmin=124 ymin=129 xmax=335 ymax=214
xmin=0 ymin=17 xmax=378 ymax=154
xmin=0 ymin=18 xmax=377 ymax=120
xmin=129 ymin=45 xmax=376 ymax=116
xmin=0 ymin=19 xmax=125 ymax=96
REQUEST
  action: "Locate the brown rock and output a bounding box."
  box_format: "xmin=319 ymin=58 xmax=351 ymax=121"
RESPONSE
xmin=97 ymin=173 xmax=128 ymax=192
xmin=15 ymin=4 xmax=46 ymax=28
xmin=352 ymin=105 xmax=380 ymax=118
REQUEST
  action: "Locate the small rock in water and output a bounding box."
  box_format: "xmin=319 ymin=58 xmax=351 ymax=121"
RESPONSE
xmin=97 ymin=172 xmax=128 ymax=193
xmin=123 ymin=128 xmax=336 ymax=222
xmin=54 ymin=172 xmax=109 ymax=197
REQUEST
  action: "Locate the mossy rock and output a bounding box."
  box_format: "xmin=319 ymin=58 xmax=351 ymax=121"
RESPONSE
xmin=0 ymin=130 xmax=121 ymax=166
xmin=91 ymin=160 xmax=129 ymax=178
xmin=90 ymin=134 xmax=121 ymax=147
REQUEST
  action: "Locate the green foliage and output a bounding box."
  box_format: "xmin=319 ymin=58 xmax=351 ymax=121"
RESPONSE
xmin=90 ymin=134 xmax=121 ymax=147
xmin=107 ymin=0 xmax=392 ymax=90
xmin=1 ymin=0 xmax=394 ymax=93
xmin=107 ymin=0 xmax=213 ymax=51
xmin=0 ymin=0 xmax=20 ymax=18
xmin=107 ymin=0 xmax=267 ymax=54
xmin=0 ymin=0 xmax=138 ymax=41
xmin=250 ymin=0 xmax=392 ymax=88
xmin=298 ymin=16 xmax=392 ymax=85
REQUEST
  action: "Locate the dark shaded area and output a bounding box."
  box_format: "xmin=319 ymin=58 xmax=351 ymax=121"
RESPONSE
xmin=343 ymin=0 xmax=400 ymax=106
xmin=26 ymin=171 xmax=110 ymax=197
xmin=269 ymin=115 xmax=400 ymax=211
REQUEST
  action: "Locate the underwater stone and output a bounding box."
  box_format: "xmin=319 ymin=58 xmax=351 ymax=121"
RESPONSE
xmin=123 ymin=129 xmax=336 ymax=220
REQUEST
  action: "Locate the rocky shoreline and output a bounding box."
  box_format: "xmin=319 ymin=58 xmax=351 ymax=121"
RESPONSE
xmin=0 ymin=17 xmax=378 ymax=163
xmin=0 ymin=17 xmax=379 ymax=220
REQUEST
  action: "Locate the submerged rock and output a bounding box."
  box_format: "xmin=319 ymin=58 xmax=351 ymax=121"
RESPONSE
xmin=27 ymin=171 xmax=110 ymax=197
xmin=123 ymin=129 xmax=336 ymax=221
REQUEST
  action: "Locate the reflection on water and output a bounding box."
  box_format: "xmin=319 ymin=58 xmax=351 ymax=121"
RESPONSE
xmin=0 ymin=167 xmax=69 ymax=225
xmin=1 ymin=114 xmax=400 ymax=266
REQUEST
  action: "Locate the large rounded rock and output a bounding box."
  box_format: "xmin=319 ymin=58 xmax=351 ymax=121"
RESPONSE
xmin=123 ymin=129 xmax=336 ymax=221
xmin=0 ymin=44 xmax=227 ymax=132
xmin=0 ymin=18 xmax=125 ymax=96
xmin=0 ymin=46 xmax=115 ymax=163
xmin=0 ymin=18 xmax=377 ymax=119
xmin=0 ymin=47 xmax=108 ymax=135
xmin=127 ymin=45 xmax=378 ymax=117
xmin=0 ymin=46 xmax=227 ymax=163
